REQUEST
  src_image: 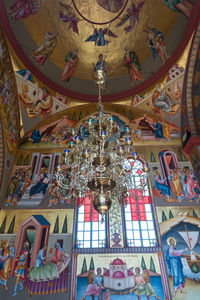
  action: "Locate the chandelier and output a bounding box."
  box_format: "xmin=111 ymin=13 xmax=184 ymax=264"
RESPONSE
xmin=55 ymin=69 xmax=149 ymax=218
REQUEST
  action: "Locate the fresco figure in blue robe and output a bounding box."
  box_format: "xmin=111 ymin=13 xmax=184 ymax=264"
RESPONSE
xmin=31 ymin=128 xmax=42 ymax=143
xmin=154 ymin=168 xmax=170 ymax=198
xmin=148 ymin=120 xmax=164 ymax=139
xmin=29 ymin=167 xmax=49 ymax=198
xmin=34 ymin=245 xmax=47 ymax=267
xmin=166 ymin=237 xmax=187 ymax=296
xmin=146 ymin=28 xmax=168 ymax=64
xmin=85 ymin=28 xmax=117 ymax=46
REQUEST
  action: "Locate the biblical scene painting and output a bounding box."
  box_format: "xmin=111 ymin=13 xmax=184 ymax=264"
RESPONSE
xmin=149 ymin=150 xmax=200 ymax=205
xmin=16 ymin=70 xmax=68 ymax=121
xmin=76 ymin=253 xmax=165 ymax=300
xmin=0 ymin=209 xmax=73 ymax=297
xmin=3 ymin=152 xmax=63 ymax=208
xmin=157 ymin=206 xmax=200 ymax=300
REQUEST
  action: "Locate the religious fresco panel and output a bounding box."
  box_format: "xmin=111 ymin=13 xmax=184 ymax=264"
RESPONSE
xmin=149 ymin=149 xmax=200 ymax=206
xmin=157 ymin=206 xmax=200 ymax=300
xmin=74 ymin=253 xmax=166 ymax=300
xmin=16 ymin=71 xmax=69 ymax=122
xmin=0 ymin=209 xmax=74 ymax=298
xmin=0 ymin=27 xmax=20 ymax=152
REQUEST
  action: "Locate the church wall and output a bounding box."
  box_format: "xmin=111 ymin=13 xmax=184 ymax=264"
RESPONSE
xmin=0 ymin=209 xmax=74 ymax=299
xmin=156 ymin=206 xmax=200 ymax=300
xmin=74 ymin=253 xmax=166 ymax=300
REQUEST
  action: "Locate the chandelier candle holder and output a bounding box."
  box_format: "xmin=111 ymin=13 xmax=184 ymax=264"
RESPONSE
xmin=55 ymin=69 xmax=149 ymax=218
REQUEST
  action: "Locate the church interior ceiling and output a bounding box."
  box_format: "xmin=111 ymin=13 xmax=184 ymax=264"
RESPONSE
xmin=0 ymin=1 xmax=200 ymax=300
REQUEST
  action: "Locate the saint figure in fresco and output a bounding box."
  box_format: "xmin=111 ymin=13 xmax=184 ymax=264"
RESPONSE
xmin=80 ymin=267 xmax=103 ymax=300
xmin=152 ymin=85 xmax=172 ymax=115
xmin=12 ymin=241 xmax=30 ymax=296
xmin=94 ymin=53 xmax=108 ymax=86
xmin=124 ymin=46 xmax=143 ymax=85
xmin=7 ymin=0 xmax=43 ymax=22
xmin=29 ymin=167 xmax=49 ymax=198
xmin=116 ymin=1 xmax=146 ymax=33
xmin=85 ymin=27 xmax=118 ymax=46
xmin=31 ymin=127 xmax=41 ymax=143
xmin=168 ymin=169 xmax=184 ymax=201
xmin=32 ymin=31 xmax=58 ymax=66
xmin=146 ymin=28 xmax=168 ymax=64
xmin=154 ymin=168 xmax=170 ymax=198
xmin=97 ymin=0 xmax=125 ymax=12
xmin=131 ymin=267 xmax=161 ymax=300
xmin=61 ymin=49 xmax=78 ymax=82
xmin=34 ymin=245 xmax=47 ymax=267
xmin=183 ymin=167 xmax=200 ymax=202
xmin=0 ymin=239 xmax=15 ymax=290
xmin=162 ymin=0 xmax=193 ymax=18
xmin=166 ymin=237 xmax=187 ymax=296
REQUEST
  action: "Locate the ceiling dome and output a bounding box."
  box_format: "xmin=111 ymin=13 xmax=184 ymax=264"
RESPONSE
xmin=1 ymin=0 xmax=199 ymax=100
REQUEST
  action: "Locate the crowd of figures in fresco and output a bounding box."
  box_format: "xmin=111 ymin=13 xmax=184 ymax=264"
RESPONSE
xmin=0 ymin=215 xmax=70 ymax=297
xmin=154 ymin=166 xmax=200 ymax=203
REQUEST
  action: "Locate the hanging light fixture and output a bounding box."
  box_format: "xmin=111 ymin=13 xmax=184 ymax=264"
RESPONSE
xmin=55 ymin=69 xmax=148 ymax=217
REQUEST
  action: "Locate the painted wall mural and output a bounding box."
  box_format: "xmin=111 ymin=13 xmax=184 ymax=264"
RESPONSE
xmin=150 ymin=150 xmax=200 ymax=205
xmin=0 ymin=114 xmax=4 ymax=189
xmin=75 ymin=253 xmax=165 ymax=300
xmin=0 ymin=210 xmax=73 ymax=298
xmin=16 ymin=71 xmax=68 ymax=120
xmin=157 ymin=206 xmax=200 ymax=300
xmin=3 ymin=152 xmax=62 ymax=208
xmin=0 ymin=28 xmax=20 ymax=152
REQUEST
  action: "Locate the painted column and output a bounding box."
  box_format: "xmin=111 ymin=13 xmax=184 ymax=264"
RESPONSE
xmin=157 ymin=251 xmax=171 ymax=300
xmin=71 ymin=253 xmax=78 ymax=300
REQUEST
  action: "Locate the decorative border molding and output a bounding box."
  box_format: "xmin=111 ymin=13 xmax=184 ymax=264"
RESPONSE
xmin=72 ymin=246 xmax=161 ymax=254
xmin=0 ymin=114 xmax=4 ymax=189
xmin=184 ymin=22 xmax=200 ymax=135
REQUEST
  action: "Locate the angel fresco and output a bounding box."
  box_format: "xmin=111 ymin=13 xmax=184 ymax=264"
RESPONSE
xmin=97 ymin=0 xmax=125 ymax=12
xmin=163 ymin=0 xmax=193 ymax=18
xmin=116 ymin=0 xmax=146 ymax=33
xmin=61 ymin=48 xmax=78 ymax=82
xmin=32 ymin=31 xmax=58 ymax=66
xmin=85 ymin=27 xmax=118 ymax=46
xmin=146 ymin=28 xmax=168 ymax=64
xmin=124 ymin=46 xmax=143 ymax=85
xmin=58 ymin=2 xmax=80 ymax=35
xmin=7 ymin=0 xmax=43 ymax=22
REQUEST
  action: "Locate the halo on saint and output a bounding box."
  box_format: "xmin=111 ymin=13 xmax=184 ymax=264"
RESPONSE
xmin=95 ymin=266 xmax=103 ymax=275
xmin=167 ymin=236 xmax=176 ymax=246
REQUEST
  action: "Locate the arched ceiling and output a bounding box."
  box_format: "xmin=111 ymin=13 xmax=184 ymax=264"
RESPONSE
xmin=1 ymin=0 xmax=199 ymax=100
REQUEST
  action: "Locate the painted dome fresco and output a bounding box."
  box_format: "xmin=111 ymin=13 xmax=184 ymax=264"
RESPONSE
xmin=1 ymin=0 xmax=198 ymax=100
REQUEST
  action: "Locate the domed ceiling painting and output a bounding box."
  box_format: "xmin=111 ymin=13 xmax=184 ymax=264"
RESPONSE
xmin=1 ymin=0 xmax=196 ymax=98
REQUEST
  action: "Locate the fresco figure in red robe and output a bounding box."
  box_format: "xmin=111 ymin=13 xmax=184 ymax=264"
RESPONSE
xmin=124 ymin=46 xmax=143 ymax=85
xmin=12 ymin=241 xmax=30 ymax=297
xmin=61 ymin=49 xmax=78 ymax=82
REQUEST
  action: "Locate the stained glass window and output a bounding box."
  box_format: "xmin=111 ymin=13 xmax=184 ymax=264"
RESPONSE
xmin=124 ymin=159 xmax=157 ymax=247
xmin=76 ymin=192 xmax=106 ymax=248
